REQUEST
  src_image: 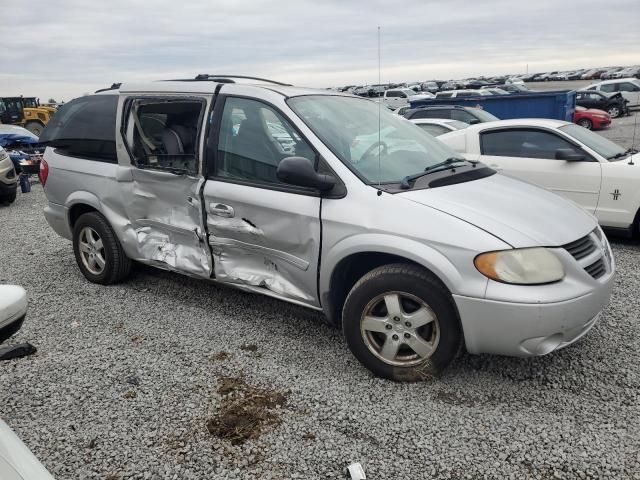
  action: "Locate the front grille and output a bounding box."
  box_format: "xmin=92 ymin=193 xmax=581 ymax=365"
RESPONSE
xmin=585 ymin=258 xmax=606 ymax=279
xmin=563 ymin=230 xmax=610 ymax=280
xmin=563 ymin=235 xmax=596 ymax=260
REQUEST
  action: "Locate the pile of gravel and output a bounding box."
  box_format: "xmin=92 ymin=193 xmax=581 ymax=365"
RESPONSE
xmin=1 ymin=187 xmax=638 ymax=479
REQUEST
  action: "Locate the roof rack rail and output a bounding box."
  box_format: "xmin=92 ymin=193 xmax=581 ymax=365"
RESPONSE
xmin=164 ymin=74 xmax=292 ymax=86
xmin=95 ymin=83 xmax=121 ymax=93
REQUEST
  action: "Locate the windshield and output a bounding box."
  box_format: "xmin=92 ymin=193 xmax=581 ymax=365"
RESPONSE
xmin=559 ymin=123 xmax=627 ymax=160
xmin=288 ymin=95 xmax=462 ymax=184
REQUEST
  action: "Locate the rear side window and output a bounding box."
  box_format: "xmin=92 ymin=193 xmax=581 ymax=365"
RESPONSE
xmin=600 ymin=84 xmax=616 ymax=93
xmin=39 ymin=95 xmax=118 ymax=163
xmin=618 ymin=82 xmax=640 ymax=92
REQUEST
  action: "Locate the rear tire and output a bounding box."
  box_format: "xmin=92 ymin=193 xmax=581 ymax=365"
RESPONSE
xmin=24 ymin=121 xmax=45 ymax=137
xmin=73 ymin=212 xmax=132 ymax=285
xmin=578 ymin=118 xmax=593 ymax=130
xmin=342 ymin=263 xmax=462 ymax=382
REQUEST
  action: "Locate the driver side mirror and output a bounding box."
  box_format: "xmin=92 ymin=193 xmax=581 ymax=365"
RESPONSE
xmin=468 ymin=118 xmax=481 ymax=125
xmin=556 ymin=148 xmax=585 ymax=162
xmin=277 ymin=156 xmax=336 ymax=191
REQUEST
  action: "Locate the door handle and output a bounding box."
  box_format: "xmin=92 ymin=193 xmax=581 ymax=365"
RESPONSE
xmin=209 ymin=203 xmax=234 ymax=218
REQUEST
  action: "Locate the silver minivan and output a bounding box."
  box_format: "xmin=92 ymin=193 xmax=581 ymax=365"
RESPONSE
xmin=39 ymin=77 xmax=615 ymax=381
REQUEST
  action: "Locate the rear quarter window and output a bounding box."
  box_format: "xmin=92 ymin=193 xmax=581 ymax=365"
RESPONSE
xmin=39 ymin=95 xmax=118 ymax=163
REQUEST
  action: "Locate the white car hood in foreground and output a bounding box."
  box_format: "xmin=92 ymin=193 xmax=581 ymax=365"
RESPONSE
xmin=0 ymin=286 xmax=27 ymax=326
xmin=398 ymin=173 xmax=596 ymax=248
xmin=0 ymin=419 xmax=55 ymax=480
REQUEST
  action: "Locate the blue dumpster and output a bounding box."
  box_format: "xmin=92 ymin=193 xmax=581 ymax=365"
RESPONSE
xmin=409 ymin=90 xmax=576 ymax=122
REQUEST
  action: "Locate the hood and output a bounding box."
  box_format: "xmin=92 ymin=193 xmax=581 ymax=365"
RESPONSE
xmin=398 ymin=173 xmax=596 ymax=248
xmin=586 ymin=108 xmax=609 ymax=116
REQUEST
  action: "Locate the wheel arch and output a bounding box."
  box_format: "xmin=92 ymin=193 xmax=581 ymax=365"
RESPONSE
xmin=320 ymin=236 xmax=464 ymax=326
xmin=65 ymin=191 xmax=103 ymax=228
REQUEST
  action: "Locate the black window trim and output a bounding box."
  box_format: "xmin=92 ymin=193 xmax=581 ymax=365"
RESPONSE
xmin=479 ymin=126 xmax=597 ymax=162
xmin=207 ymin=93 xmax=346 ymax=199
xmin=120 ymin=94 xmax=209 ymax=176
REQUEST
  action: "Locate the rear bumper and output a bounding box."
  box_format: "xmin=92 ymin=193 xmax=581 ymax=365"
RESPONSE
xmin=453 ymin=273 xmax=614 ymax=357
xmin=0 ymin=314 xmax=26 ymax=343
xmin=43 ymin=201 xmax=72 ymax=240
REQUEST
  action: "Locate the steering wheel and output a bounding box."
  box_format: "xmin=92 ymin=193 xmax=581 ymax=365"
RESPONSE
xmin=361 ymin=141 xmax=388 ymax=161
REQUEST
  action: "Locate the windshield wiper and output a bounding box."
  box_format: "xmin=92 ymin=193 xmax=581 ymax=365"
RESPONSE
xmin=608 ymin=148 xmax=638 ymax=161
xmin=400 ymin=158 xmax=470 ymax=189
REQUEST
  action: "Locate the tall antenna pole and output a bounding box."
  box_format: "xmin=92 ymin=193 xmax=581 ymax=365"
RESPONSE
xmin=629 ymin=109 xmax=638 ymax=165
xmin=377 ymin=26 xmax=381 ymax=188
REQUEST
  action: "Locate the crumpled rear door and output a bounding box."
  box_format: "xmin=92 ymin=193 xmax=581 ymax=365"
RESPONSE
xmin=115 ymin=94 xmax=213 ymax=277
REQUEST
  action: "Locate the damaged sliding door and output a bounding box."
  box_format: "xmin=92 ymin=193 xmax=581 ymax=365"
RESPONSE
xmin=116 ymin=94 xmax=213 ymax=277
xmin=203 ymin=96 xmax=322 ymax=306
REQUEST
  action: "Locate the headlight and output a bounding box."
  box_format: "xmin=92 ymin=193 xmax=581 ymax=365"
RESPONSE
xmin=474 ymin=248 xmax=565 ymax=285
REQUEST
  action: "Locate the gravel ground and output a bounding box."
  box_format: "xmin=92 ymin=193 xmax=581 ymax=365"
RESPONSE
xmin=1 ymin=185 xmax=639 ymax=479
xmin=598 ymin=111 xmax=640 ymax=150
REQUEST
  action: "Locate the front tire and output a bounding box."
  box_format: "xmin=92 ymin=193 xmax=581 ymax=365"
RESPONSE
xmin=342 ymin=263 xmax=462 ymax=382
xmin=73 ymin=212 xmax=132 ymax=284
xmin=578 ymin=118 xmax=593 ymax=130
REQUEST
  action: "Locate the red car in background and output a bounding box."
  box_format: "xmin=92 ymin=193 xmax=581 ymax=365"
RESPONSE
xmin=573 ymin=106 xmax=610 ymax=130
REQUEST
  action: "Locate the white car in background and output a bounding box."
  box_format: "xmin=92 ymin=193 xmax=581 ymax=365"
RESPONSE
xmin=436 ymin=89 xmax=492 ymax=99
xmin=410 ymin=118 xmax=469 ymax=137
xmin=376 ymin=88 xmax=435 ymax=109
xmin=582 ymin=78 xmax=640 ymax=107
xmin=439 ymin=119 xmax=640 ymax=234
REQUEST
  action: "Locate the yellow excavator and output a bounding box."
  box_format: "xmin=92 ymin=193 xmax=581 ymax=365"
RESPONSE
xmin=0 ymin=97 xmax=56 ymax=137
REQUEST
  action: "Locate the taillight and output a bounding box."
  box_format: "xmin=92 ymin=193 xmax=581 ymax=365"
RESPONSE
xmin=39 ymin=159 xmax=49 ymax=186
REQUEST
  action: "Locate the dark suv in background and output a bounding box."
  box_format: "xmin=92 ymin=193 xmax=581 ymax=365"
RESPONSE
xmin=404 ymin=105 xmax=499 ymax=124
xmin=575 ymin=91 xmax=629 ymax=118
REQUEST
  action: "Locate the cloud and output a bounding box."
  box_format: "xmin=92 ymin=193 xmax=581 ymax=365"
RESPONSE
xmin=1 ymin=0 xmax=638 ymax=100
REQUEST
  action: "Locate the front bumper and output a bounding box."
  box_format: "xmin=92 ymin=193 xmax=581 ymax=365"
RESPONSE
xmin=593 ymin=117 xmax=611 ymax=130
xmin=0 ymin=313 xmax=26 ymax=343
xmin=453 ymin=272 xmax=614 ymax=357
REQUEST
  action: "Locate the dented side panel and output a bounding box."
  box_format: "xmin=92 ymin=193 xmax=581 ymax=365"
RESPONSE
xmin=116 ymin=170 xmax=212 ymax=276
xmin=113 ymin=93 xmax=214 ymax=277
xmin=203 ymin=181 xmax=321 ymax=306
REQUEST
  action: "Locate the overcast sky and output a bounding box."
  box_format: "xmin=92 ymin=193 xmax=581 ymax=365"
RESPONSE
xmin=1 ymin=0 xmax=639 ymax=101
